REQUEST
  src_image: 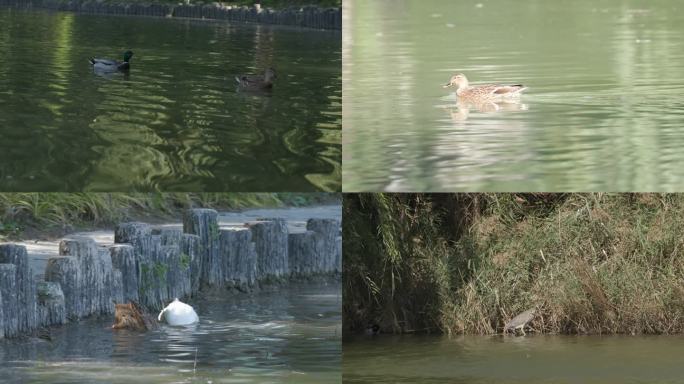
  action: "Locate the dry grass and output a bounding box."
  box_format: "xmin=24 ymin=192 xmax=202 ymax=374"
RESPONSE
xmin=344 ymin=193 xmax=684 ymax=336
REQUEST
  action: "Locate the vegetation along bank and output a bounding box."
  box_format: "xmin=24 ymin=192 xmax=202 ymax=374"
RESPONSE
xmin=0 ymin=0 xmax=341 ymax=30
xmin=344 ymin=193 xmax=684 ymax=336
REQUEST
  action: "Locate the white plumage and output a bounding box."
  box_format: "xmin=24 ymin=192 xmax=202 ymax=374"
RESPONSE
xmin=158 ymin=298 xmax=199 ymax=326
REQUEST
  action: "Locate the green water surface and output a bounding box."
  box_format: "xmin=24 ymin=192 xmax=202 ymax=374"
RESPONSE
xmin=344 ymin=334 xmax=684 ymax=383
xmin=0 ymin=8 xmax=341 ymax=191
xmin=343 ymin=0 xmax=684 ymax=192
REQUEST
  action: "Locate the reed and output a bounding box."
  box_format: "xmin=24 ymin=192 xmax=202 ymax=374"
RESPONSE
xmin=0 ymin=193 xmax=337 ymax=239
xmin=343 ymin=193 xmax=684 ymax=335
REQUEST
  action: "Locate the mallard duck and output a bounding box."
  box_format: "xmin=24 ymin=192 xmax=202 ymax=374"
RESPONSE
xmin=235 ymin=67 xmax=277 ymax=91
xmin=158 ymin=298 xmax=199 ymax=326
xmin=443 ymin=73 xmax=527 ymax=101
xmin=89 ymin=50 xmax=134 ymax=72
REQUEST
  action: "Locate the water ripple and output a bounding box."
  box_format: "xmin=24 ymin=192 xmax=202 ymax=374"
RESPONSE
xmin=0 ymin=9 xmax=341 ymax=191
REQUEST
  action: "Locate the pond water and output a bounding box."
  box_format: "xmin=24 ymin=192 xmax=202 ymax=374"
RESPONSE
xmin=343 ymin=0 xmax=684 ymax=192
xmin=0 ymin=8 xmax=341 ymax=191
xmin=0 ymin=281 xmax=341 ymax=384
xmin=343 ymin=334 xmax=684 ymax=383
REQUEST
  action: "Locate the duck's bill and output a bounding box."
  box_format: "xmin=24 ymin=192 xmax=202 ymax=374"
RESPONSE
xmin=443 ymin=83 xmax=453 ymax=88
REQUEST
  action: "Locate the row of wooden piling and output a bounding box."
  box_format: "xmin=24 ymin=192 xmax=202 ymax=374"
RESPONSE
xmin=0 ymin=208 xmax=341 ymax=338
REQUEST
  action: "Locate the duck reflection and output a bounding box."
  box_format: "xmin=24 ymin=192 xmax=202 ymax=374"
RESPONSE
xmin=446 ymin=99 xmax=529 ymax=122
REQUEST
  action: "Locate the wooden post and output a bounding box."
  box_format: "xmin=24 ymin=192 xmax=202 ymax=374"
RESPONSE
xmin=220 ymin=228 xmax=257 ymax=290
xmin=0 ymin=244 xmax=37 ymax=333
xmin=248 ymin=219 xmax=289 ymax=281
xmin=183 ymin=209 xmax=222 ymax=288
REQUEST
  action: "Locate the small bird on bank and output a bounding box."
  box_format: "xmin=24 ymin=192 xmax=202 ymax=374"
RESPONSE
xmin=365 ymin=323 xmax=380 ymax=336
xmin=235 ymin=67 xmax=277 ymax=91
xmin=503 ymin=307 xmax=536 ymax=336
xmin=443 ymin=73 xmax=527 ymax=102
xmin=89 ymin=50 xmax=134 ymax=72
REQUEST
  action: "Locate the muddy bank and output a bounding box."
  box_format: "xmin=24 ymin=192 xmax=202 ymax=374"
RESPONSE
xmin=0 ymin=208 xmax=341 ymax=338
xmin=0 ymin=0 xmax=341 ymax=30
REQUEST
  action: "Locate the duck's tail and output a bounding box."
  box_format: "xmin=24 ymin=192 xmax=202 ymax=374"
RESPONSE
xmin=494 ymin=85 xmax=527 ymax=96
xmin=234 ymin=76 xmax=241 ymax=84
xmin=513 ymin=86 xmax=528 ymax=95
xmin=88 ymin=58 xmax=96 ymax=65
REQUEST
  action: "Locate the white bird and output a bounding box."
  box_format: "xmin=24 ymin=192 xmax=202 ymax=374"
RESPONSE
xmin=158 ymin=298 xmax=199 ymax=326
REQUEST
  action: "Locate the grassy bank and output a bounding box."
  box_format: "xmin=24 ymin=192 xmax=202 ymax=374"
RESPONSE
xmin=94 ymin=0 xmax=341 ymax=8
xmin=343 ymin=193 xmax=684 ymax=336
xmin=0 ymin=192 xmax=339 ymax=240
xmin=225 ymin=0 xmax=340 ymax=8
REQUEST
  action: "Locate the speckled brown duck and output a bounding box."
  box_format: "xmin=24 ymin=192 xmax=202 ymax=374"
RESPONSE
xmin=443 ymin=73 xmax=527 ymax=102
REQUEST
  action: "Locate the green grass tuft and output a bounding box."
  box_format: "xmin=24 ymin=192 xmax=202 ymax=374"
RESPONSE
xmin=0 ymin=192 xmax=339 ymax=240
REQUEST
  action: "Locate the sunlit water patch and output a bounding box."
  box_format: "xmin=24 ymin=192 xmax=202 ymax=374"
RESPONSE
xmin=343 ymin=0 xmax=684 ymax=192
xmin=0 ymin=8 xmax=341 ymax=191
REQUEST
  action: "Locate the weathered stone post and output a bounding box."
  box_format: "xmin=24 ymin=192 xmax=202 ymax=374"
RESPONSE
xmin=36 ymin=281 xmax=66 ymax=327
xmin=153 ymin=227 xmax=191 ymax=301
xmin=308 ymin=219 xmax=340 ymax=273
xmin=116 ymin=222 xmax=162 ymax=309
xmin=0 ymin=264 xmax=17 ymax=337
xmin=288 ymin=231 xmax=316 ymax=276
xmin=45 ymin=256 xmax=81 ymax=319
xmin=0 ymin=280 xmax=3 ymax=339
xmin=181 ymin=234 xmax=201 ymax=295
xmin=183 ymin=209 xmax=222 ymax=288
xmin=219 ymin=228 xmax=257 ymax=290
xmin=336 ymin=235 xmax=342 ymax=273
xmin=163 ymin=244 xmax=190 ymax=300
xmin=248 ymin=219 xmax=289 ymax=281
xmin=0 ymin=244 xmax=37 ymax=334
xmin=109 ymin=244 xmax=138 ymax=303
xmin=98 ymin=247 xmax=119 ymax=314
xmin=59 ymin=237 xmax=116 ymax=316
xmin=153 ymin=227 xmax=183 ymax=247
xmin=112 ymin=269 xmax=124 ymax=305
xmin=288 ymin=219 xmax=340 ymax=276
xmin=140 ymin=235 xmax=166 ymax=309
xmin=115 ymin=222 xmax=152 ymax=250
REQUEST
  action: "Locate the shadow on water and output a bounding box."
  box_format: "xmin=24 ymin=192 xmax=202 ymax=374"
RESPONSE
xmin=343 ymin=334 xmax=684 ymax=384
xmin=0 ymin=8 xmax=341 ymax=191
xmin=0 ymin=282 xmax=341 ymax=384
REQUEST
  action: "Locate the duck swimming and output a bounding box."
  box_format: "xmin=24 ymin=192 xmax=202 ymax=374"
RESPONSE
xmin=443 ymin=73 xmax=527 ymax=102
xmin=89 ymin=50 xmax=134 ymax=72
xmin=365 ymin=323 xmax=380 ymax=336
xmin=158 ymin=298 xmax=199 ymax=326
xmin=235 ymin=67 xmax=277 ymax=91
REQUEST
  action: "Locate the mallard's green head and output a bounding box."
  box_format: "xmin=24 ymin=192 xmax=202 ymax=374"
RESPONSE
xmin=123 ymin=50 xmax=134 ymax=62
